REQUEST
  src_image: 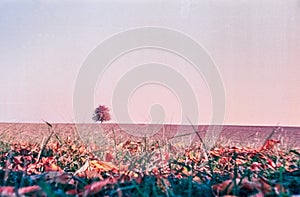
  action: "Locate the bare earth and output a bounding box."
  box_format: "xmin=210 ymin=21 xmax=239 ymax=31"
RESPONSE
xmin=0 ymin=123 xmax=299 ymax=149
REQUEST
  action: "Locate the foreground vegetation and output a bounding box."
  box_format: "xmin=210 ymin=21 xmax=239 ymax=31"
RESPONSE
xmin=0 ymin=124 xmax=299 ymax=196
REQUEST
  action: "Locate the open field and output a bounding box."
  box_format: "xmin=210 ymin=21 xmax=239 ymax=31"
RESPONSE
xmin=0 ymin=123 xmax=299 ymax=196
xmin=1 ymin=123 xmax=299 ymax=149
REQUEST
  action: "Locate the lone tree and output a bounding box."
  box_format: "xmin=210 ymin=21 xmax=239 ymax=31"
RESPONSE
xmin=92 ymin=105 xmax=111 ymax=123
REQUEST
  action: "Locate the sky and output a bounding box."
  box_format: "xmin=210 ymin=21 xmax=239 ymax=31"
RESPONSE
xmin=0 ymin=0 xmax=299 ymax=126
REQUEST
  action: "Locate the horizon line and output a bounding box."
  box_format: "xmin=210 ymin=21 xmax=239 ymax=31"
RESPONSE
xmin=0 ymin=121 xmax=299 ymax=128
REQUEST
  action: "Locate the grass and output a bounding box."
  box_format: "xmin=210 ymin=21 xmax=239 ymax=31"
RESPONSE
xmin=0 ymin=123 xmax=299 ymax=196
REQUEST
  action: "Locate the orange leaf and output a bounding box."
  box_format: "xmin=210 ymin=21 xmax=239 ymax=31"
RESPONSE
xmin=90 ymin=160 xmax=117 ymax=171
xmin=44 ymin=163 xmax=63 ymax=172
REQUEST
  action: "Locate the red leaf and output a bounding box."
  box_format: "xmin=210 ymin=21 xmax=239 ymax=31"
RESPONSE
xmin=261 ymin=139 xmax=280 ymax=150
xmin=0 ymin=186 xmax=14 ymax=195
xmin=105 ymin=152 xmax=114 ymax=162
xmin=66 ymin=189 xmax=79 ymax=195
xmin=18 ymin=185 xmax=41 ymax=195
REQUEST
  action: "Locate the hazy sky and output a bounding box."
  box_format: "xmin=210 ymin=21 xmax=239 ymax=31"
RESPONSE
xmin=0 ymin=1 xmax=299 ymax=126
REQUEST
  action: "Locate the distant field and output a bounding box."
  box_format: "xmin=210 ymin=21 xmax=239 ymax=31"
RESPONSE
xmin=0 ymin=123 xmax=299 ymax=149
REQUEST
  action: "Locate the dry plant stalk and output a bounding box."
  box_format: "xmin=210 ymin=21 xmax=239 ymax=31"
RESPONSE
xmin=36 ymin=121 xmax=55 ymax=163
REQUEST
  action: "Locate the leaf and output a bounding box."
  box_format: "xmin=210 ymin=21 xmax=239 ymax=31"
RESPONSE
xmin=249 ymin=193 xmax=264 ymax=197
xmin=274 ymin=184 xmax=287 ymax=195
xmin=255 ymin=177 xmax=272 ymax=195
xmin=18 ymin=185 xmax=41 ymax=195
xmin=66 ymin=188 xmax=79 ymax=195
xmin=212 ymin=179 xmax=233 ymax=194
xmin=0 ymin=186 xmax=14 ymax=196
xmin=261 ymin=139 xmax=280 ymax=150
xmin=212 ymin=179 xmax=268 ymax=196
xmin=44 ymin=163 xmax=63 ymax=172
xmin=36 ymin=171 xmax=73 ymax=184
xmin=105 ymin=152 xmax=114 ymax=162
xmin=74 ymin=159 xmax=89 ymax=176
xmin=222 ymin=196 xmax=239 ymax=197
xmin=251 ymin=162 xmax=262 ymax=171
xmin=83 ymin=178 xmax=116 ymax=196
xmin=290 ymin=149 xmax=300 ymax=157
xmin=89 ymin=160 xmax=117 ymax=171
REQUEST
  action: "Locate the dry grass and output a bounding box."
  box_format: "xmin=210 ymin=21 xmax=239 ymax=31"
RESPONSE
xmin=0 ymin=123 xmax=299 ymax=196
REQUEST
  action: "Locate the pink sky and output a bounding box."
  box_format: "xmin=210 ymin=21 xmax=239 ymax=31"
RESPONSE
xmin=0 ymin=1 xmax=299 ymax=126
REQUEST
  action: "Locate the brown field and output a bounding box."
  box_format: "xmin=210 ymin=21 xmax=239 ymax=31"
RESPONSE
xmin=0 ymin=123 xmax=299 ymax=149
